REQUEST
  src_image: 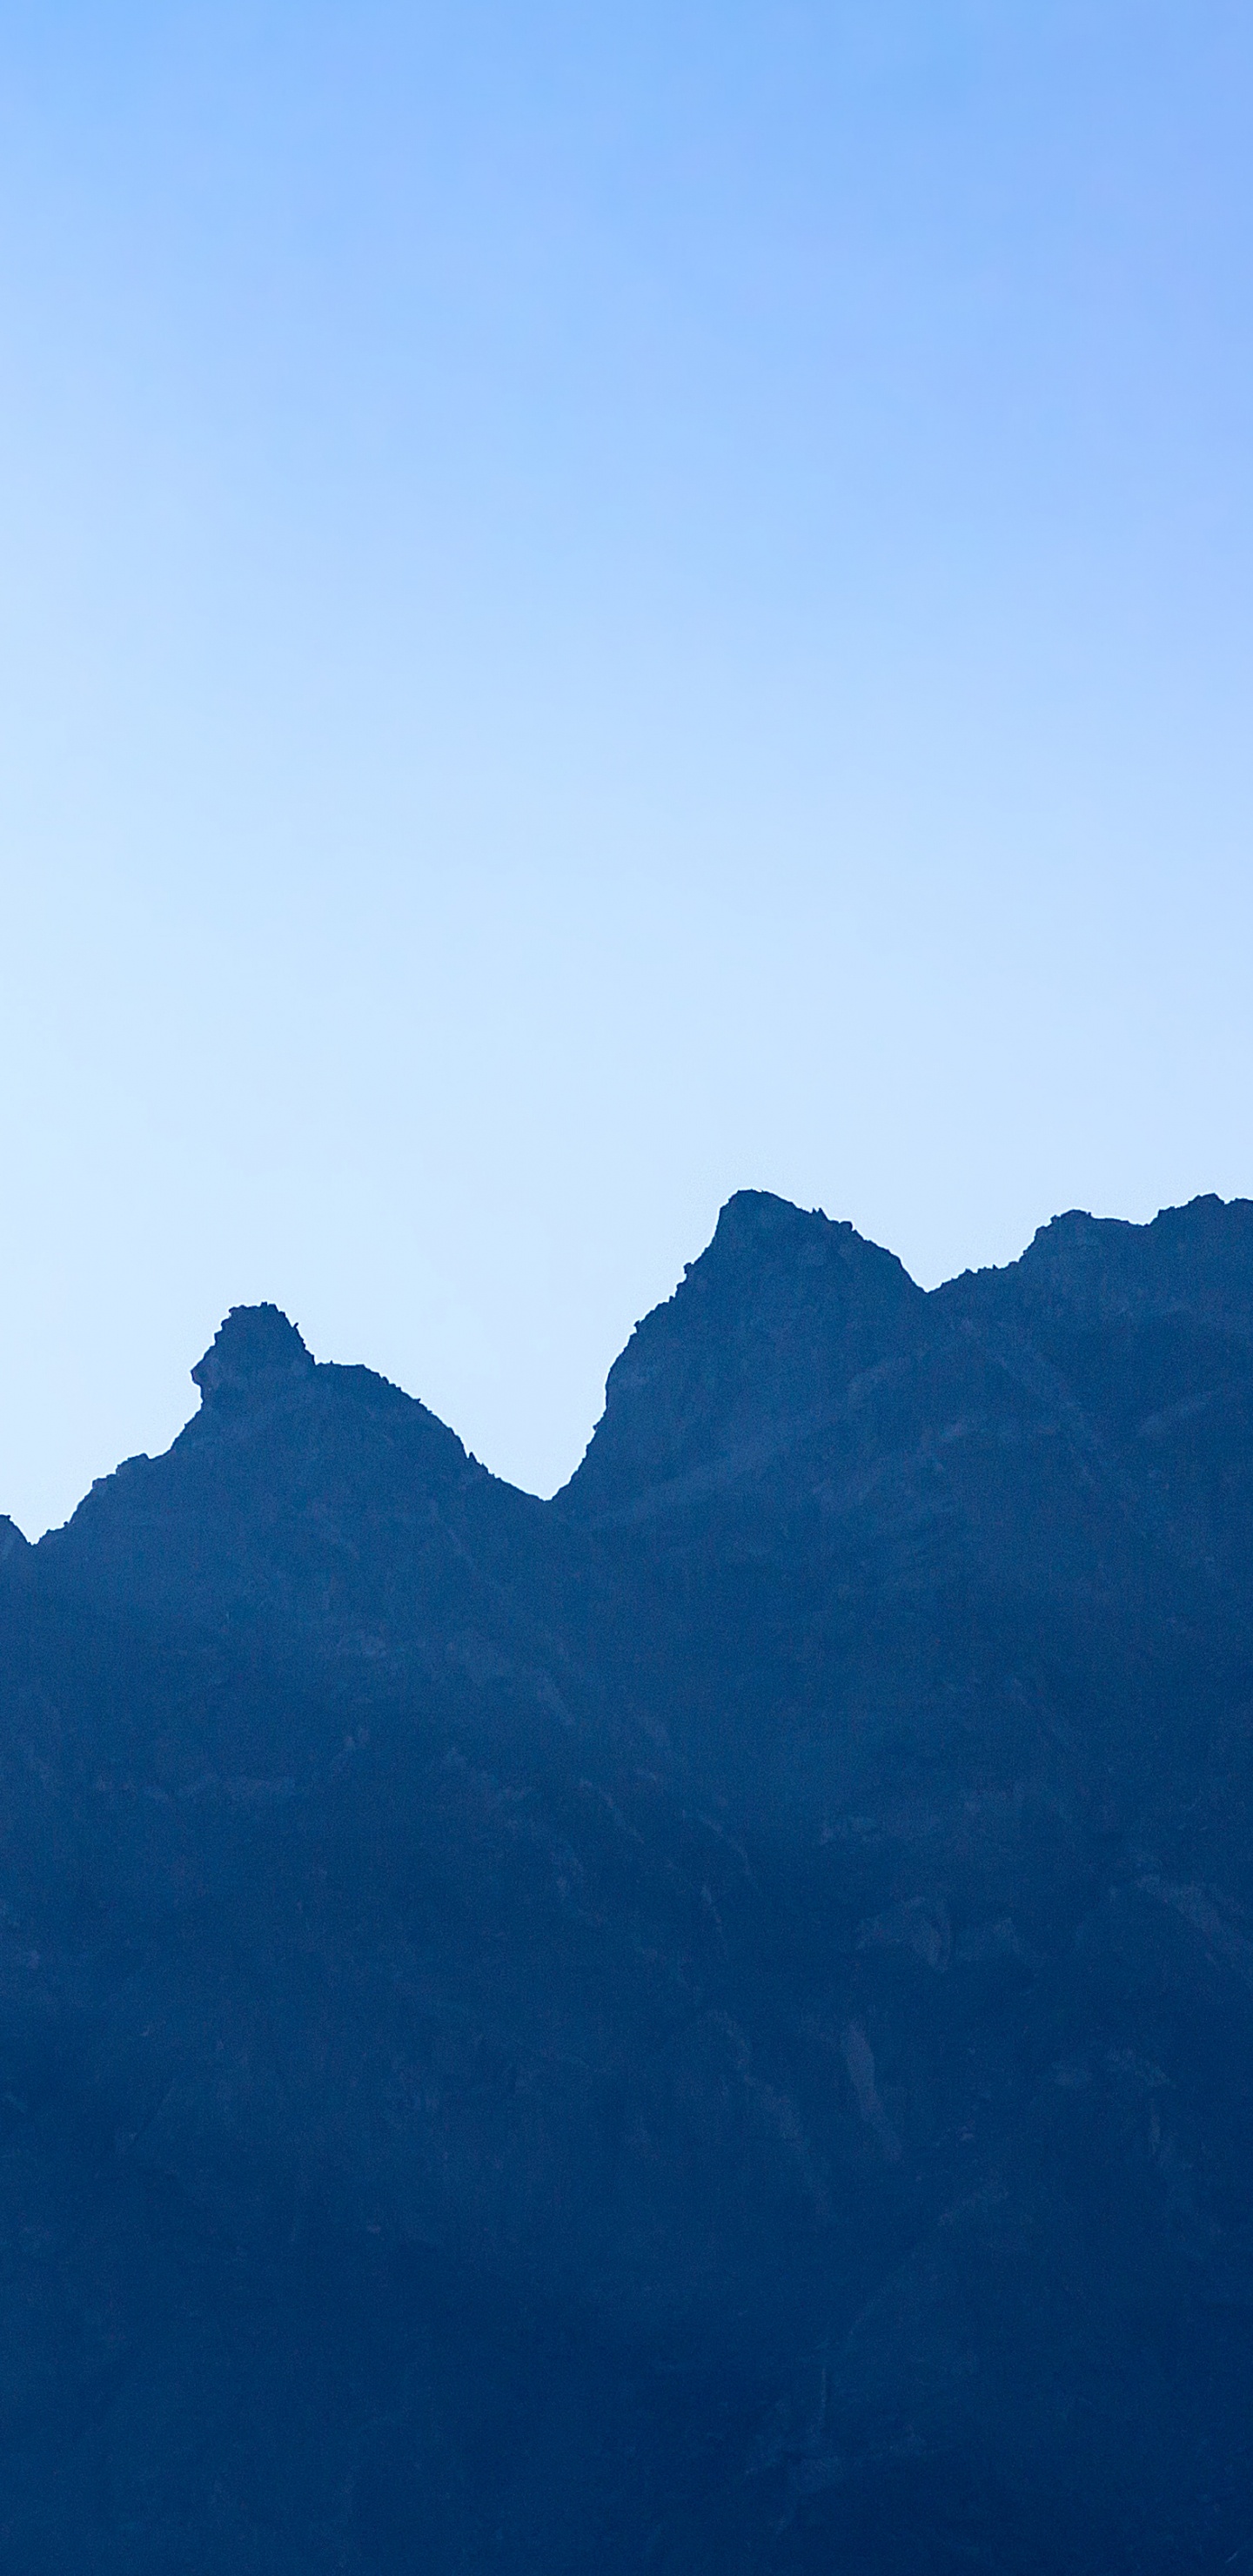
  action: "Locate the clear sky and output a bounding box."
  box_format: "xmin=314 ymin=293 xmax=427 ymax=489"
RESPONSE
xmin=2 ymin=2 xmax=1251 ymax=1535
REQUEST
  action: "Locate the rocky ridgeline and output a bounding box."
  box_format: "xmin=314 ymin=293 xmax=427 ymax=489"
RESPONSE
xmin=3 ymin=1191 xmax=1253 ymax=2572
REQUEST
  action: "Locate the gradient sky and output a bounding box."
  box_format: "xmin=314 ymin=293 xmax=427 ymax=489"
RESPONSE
xmin=2 ymin=2 xmax=1251 ymax=1536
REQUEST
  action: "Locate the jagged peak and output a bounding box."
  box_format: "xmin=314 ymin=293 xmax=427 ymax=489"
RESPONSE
xmin=667 ymin=1190 xmax=922 ymax=1326
xmin=0 ymin=1513 xmax=30 ymax=1566
xmin=707 ymin=1186 xmax=898 ymax=1256
xmin=709 ymin=1187 xmax=834 ymax=1245
xmin=191 ymin=1304 xmax=316 ymax=1408
xmin=564 ymin=1191 xmax=924 ymax=1514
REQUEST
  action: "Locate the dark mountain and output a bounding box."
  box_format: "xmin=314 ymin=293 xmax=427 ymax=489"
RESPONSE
xmin=3 ymin=1191 xmax=1253 ymax=2572
xmin=565 ymin=1190 xmax=926 ymax=1522
xmin=37 ymin=1301 xmax=589 ymax=1722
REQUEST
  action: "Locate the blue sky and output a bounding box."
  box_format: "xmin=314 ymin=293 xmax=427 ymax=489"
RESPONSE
xmin=2 ymin=2 xmax=1251 ymax=1532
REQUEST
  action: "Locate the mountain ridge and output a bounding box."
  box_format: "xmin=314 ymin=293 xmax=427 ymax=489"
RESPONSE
xmin=3 ymin=1186 xmax=1253 ymax=2572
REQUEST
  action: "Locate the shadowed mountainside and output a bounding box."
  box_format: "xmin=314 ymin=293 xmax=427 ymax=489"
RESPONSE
xmin=3 ymin=1190 xmax=1253 ymax=2571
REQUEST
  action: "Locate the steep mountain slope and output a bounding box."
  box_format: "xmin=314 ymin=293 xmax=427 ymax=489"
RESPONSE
xmin=2 ymin=1192 xmax=1253 ymax=2572
xmin=37 ymin=1302 xmax=592 ymax=1731
xmin=564 ymin=1190 xmax=926 ymax=1524
xmin=562 ymin=1192 xmax=1253 ymax=1828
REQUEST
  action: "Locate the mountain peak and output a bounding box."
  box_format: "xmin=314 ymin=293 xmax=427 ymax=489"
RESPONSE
xmin=708 ymin=1187 xmax=830 ymax=1245
xmin=564 ymin=1191 xmax=924 ymax=1519
xmin=0 ymin=1513 xmax=29 ymax=1567
xmin=191 ymin=1304 xmax=316 ymax=1408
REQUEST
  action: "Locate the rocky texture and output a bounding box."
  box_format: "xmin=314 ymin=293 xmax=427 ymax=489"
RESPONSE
xmin=3 ymin=1192 xmax=1253 ymax=2569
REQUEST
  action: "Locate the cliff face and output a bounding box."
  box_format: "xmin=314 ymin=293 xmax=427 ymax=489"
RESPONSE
xmin=3 ymin=1194 xmax=1253 ymax=2573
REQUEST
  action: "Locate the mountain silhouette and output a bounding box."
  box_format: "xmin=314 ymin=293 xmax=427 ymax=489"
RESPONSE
xmin=3 ymin=1192 xmax=1253 ymax=2571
